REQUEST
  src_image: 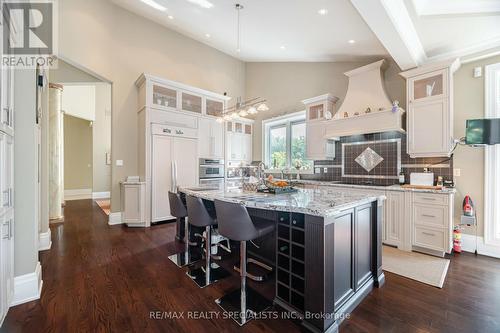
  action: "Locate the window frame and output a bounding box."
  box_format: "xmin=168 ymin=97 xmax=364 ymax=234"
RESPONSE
xmin=262 ymin=111 xmax=312 ymax=173
xmin=484 ymin=63 xmax=500 ymax=247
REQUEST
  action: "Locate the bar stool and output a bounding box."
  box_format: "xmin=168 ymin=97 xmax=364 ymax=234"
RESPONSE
xmin=214 ymin=199 xmax=275 ymax=326
xmin=168 ymin=191 xmax=202 ymax=267
xmin=186 ymin=195 xmax=230 ymax=288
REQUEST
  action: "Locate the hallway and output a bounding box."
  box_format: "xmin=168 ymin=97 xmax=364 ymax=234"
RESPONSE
xmin=2 ymin=200 xmax=500 ymax=332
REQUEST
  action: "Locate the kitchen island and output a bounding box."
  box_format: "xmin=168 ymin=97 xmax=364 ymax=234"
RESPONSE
xmin=179 ymin=186 xmax=386 ymax=333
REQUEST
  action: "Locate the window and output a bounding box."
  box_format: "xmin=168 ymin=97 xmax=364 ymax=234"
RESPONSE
xmin=485 ymin=63 xmax=500 ymax=247
xmin=263 ymin=111 xmax=313 ymax=171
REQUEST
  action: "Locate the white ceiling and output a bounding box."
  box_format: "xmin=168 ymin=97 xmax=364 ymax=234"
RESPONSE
xmin=109 ymin=0 xmax=388 ymax=62
xmin=406 ymin=0 xmax=500 ymax=61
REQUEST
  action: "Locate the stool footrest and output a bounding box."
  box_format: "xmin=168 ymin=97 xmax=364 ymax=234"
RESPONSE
xmin=234 ymin=258 xmax=273 ymax=282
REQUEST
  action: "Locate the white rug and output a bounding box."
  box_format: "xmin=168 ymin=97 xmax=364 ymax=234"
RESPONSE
xmin=382 ymin=246 xmax=450 ymax=288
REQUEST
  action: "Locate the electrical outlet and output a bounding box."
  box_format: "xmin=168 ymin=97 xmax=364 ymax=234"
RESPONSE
xmin=116 ymin=159 xmax=124 ymax=167
xmin=473 ymin=66 xmax=482 ymax=78
xmin=454 ymin=168 xmax=461 ymax=177
xmin=323 ymin=167 xmax=328 ymax=173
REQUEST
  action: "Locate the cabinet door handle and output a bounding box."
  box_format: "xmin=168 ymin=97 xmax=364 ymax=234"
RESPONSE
xmin=422 ymin=197 xmax=436 ymax=201
xmin=2 ymin=190 xmax=9 ymax=207
xmin=2 ymin=221 xmax=9 ymax=240
xmin=422 ymin=231 xmax=435 ymax=236
xmin=2 ymin=108 xmax=9 ymax=125
xmin=9 ymin=219 xmax=13 ymax=239
xmin=422 ymin=214 xmax=436 ymax=218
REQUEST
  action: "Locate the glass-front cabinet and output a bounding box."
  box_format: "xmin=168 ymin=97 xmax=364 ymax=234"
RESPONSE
xmin=137 ymin=74 xmax=230 ymax=117
xmin=181 ymin=92 xmax=202 ymax=114
xmin=409 ymin=69 xmax=447 ymax=102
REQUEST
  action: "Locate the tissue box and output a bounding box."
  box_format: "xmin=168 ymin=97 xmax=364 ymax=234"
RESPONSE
xmin=410 ymin=172 xmax=434 ymax=186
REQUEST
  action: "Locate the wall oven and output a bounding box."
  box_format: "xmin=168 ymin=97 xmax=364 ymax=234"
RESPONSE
xmin=199 ymin=158 xmax=225 ymax=189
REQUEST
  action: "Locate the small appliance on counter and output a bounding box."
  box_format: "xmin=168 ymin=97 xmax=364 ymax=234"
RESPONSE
xmin=410 ymin=172 xmax=434 ymax=186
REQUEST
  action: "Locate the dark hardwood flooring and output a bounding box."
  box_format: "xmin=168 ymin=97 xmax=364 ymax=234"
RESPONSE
xmin=2 ymin=199 xmax=500 ymax=333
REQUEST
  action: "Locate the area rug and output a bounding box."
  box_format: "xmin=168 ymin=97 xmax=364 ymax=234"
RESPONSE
xmin=382 ymin=246 xmax=450 ymax=288
xmin=95 ymin=199 xmax=111 ymax=216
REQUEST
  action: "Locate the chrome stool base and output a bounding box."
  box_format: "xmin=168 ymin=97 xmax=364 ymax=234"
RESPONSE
xmin=186 ymin=263 xmax=231 ymax=288
xmin=168 ymin=248 xmax=202 ymax=268
xmin=215 ymin=287 xmax=271 ymax=326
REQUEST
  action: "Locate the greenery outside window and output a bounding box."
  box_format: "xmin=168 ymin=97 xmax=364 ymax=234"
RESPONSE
xmin=263 ymin=111 xmax=313 ymax=172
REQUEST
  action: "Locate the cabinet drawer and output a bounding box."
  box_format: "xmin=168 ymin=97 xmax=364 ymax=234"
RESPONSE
xmin=413 ymin=204 xmax=447 ymax=228
xmin=413 ymin=193 xmax=448 ymax=205
xmin=414 ymin=226 xmax=446 ymax=251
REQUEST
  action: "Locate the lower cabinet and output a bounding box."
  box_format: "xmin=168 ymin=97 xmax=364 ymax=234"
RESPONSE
xmin=384 ymin=191 xmax=404 ymax=247
xmin=0 ymin=209 xmax=14 ymax=325
xmin=121 ymin=182 xmax=146 ymax=227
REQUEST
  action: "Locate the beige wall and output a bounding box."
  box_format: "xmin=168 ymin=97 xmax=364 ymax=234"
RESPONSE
xmin=93 ymin=84 xmax=112 ymax=193
xmin=50 ymin=59 xmax=101 ymax=83
xmin=64 ymin=115 xmax=93 ymax=190
xmin=59 ymin=0 xmax=246 ymax=212
xmin=453 ymin=54 xmax=500 ymax=236
xmin=246 ymin=60 xmax=406 ymax=160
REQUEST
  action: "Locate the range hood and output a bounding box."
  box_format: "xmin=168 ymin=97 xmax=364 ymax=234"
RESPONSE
xmin=324 ymin=59 xmax=405 ymax=139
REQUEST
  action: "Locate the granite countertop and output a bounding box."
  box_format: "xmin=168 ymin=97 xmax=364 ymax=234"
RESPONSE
xmin=179 ymin=186 xmax=385 ymax=218
xmin=292 ymin=180 xmax=456 ymax=194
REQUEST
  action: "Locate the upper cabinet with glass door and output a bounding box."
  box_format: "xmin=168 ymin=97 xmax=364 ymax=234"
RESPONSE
xmin=302 ymin=94 xmax=339 ymax=122
xmin=409 ymin=69 xmax=447 ymax=102
xmin=135 ymin=74 xmax=231 ymax=117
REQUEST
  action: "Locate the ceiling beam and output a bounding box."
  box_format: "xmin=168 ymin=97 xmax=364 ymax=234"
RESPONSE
xmin=412 ymin=0 xmax=500 ymax=17
xmin=350 ymin=0 xmax=427 ymax=70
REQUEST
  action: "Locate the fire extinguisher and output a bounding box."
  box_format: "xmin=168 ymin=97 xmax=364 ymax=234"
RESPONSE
xmin=453 ymin=227 xmax=462 ymax=253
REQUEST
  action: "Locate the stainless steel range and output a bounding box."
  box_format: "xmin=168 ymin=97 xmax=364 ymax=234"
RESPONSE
xmin=199 ymin=158 xmax=225 ymax=189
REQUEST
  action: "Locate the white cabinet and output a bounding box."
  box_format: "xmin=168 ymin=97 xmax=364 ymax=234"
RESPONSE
xmin=121 ymin=182 xmax=146 ymax=227
xmin=151 ymin=124 xmax=198 ymax=223
xmin=0 ymin=209 xmax=14 ymax=323
xmin=302 ymin=94 xmax=338 ymax=160
xmin=305 ymin=121 xmax=336 ymax=160
xmin=198 ymin=117 xmax=224 ymax=159
xmin=411 ymin=192 xmax=453 ymax=255
xmin=400 ymin=59 xmax=460 ymax=158
xmin=0 ymin=133 xmax=13 ymax=217
xmin=384 ymin=191 xmax=404 ymax=247
xmin=0 ymin=65 xmax=14 ymax=136
xmin=225 ymin=120 xmax=253 ymax=163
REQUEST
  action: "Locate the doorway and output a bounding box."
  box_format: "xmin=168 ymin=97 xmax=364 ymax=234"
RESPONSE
xmin=46 ymin=60 xmax=112 ymax=220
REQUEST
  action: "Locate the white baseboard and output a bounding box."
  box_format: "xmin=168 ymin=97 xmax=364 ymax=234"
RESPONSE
xmin=461 ymin=234 xmax=500 ymax=259
xmin=64 ymin=188 xmax=92 ymax=200
xmin=108 ymin=212 xmax=123 ymax=225
xmin=11 ymin=262 xmax=43 ymax=306
xmin=92 ymin=191 xmax=110 ymax=199
xmin=38 ymin=231 xmax=52 ymax=251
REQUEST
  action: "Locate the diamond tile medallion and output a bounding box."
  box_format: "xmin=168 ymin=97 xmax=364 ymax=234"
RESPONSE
xmin=355 ymin=147 xmax=384 ymax=172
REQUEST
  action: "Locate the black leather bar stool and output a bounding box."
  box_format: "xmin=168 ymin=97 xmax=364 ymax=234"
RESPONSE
xmin=167 ymin=191 xmax=202 ymax=267
xmin=214 ymin=199 xmax=275 ymax=326
xmin=186 ymin=195 xmax=230 ymax=288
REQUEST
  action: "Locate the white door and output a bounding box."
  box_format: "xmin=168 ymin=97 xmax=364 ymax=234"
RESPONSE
xmin=212 ymin=121 xmax=224 ymax=159
xmin=408 ymin=99 xmax=449 ymax=156
xmin=173 ymin=137 xmax=198 ymax=188
xmin=243 ymin=134 xmax=252 ymax=162
xmin=197 ymin=118 xmax=211 ymax=158
xmin=384 ymin=191 xmax=404 ymax=247
xmin=151 ymin=135 xmax=173 ymax=222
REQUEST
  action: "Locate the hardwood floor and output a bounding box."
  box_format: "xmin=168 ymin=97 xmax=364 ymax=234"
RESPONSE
xmin=2 ymin=199 xmax=500 ymax=333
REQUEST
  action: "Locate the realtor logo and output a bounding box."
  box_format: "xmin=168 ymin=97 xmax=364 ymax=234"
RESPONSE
xmin=2 ymin=0 xmax=58 ymax=68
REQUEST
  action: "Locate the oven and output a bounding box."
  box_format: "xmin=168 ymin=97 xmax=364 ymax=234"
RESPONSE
xmin=199 ymin=158 xmax=225 ymax=179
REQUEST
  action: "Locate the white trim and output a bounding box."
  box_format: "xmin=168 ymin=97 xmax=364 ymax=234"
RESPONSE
xmin=38 ymin=231 xmax=52 ymax=251
xmin=427 ymin=37 xmax=500 ymax=64
xmin=412 ymin=0 xmax=500 ymax=16
xmin=484 ymin=63 xmax=500 ymax=247
xmin=349 ymin=0 xmax=426 ymax=70
xmin=461 ymin=234 xmax=500 ymax=259
xmin=11 ymin=262 xmax=43 ymax=306
xmin=108 ymin=212 xmax=123 ymax=225
xmin=92 ymin=191 xmax=110 ymax=199
xmin=64 ymin=188 xmax=92 ymax=200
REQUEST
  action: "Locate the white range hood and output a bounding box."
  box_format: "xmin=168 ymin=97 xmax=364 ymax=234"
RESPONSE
xmin=325 ymin=59 xmax=405 ymax=139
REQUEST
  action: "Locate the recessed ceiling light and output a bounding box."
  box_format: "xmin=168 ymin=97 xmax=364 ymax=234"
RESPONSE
xmin=140 ymin=0 xmax=167 ymax=11
xmin=318 ymin=8 xmax=328 ymax=15
xmin=185 ymin=0 xmax=213 ymax=9
xmin=168 ymin=15 xmax=174 ymax=20
xmin=280 ymin=46 xmax=286 ymax=50
xmin=205 ymin=33 xmax=211 ymax=38
xmin=348 ymin=39 xmax=356 ymax=44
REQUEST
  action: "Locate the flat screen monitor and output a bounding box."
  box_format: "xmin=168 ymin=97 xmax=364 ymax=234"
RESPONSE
xmin=465 ymin=119 xmax=500 ymax=145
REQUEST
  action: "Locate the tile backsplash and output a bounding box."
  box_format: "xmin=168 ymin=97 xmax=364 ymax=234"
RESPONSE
xmin=299 ymin=131 xmax=453 ymax=186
